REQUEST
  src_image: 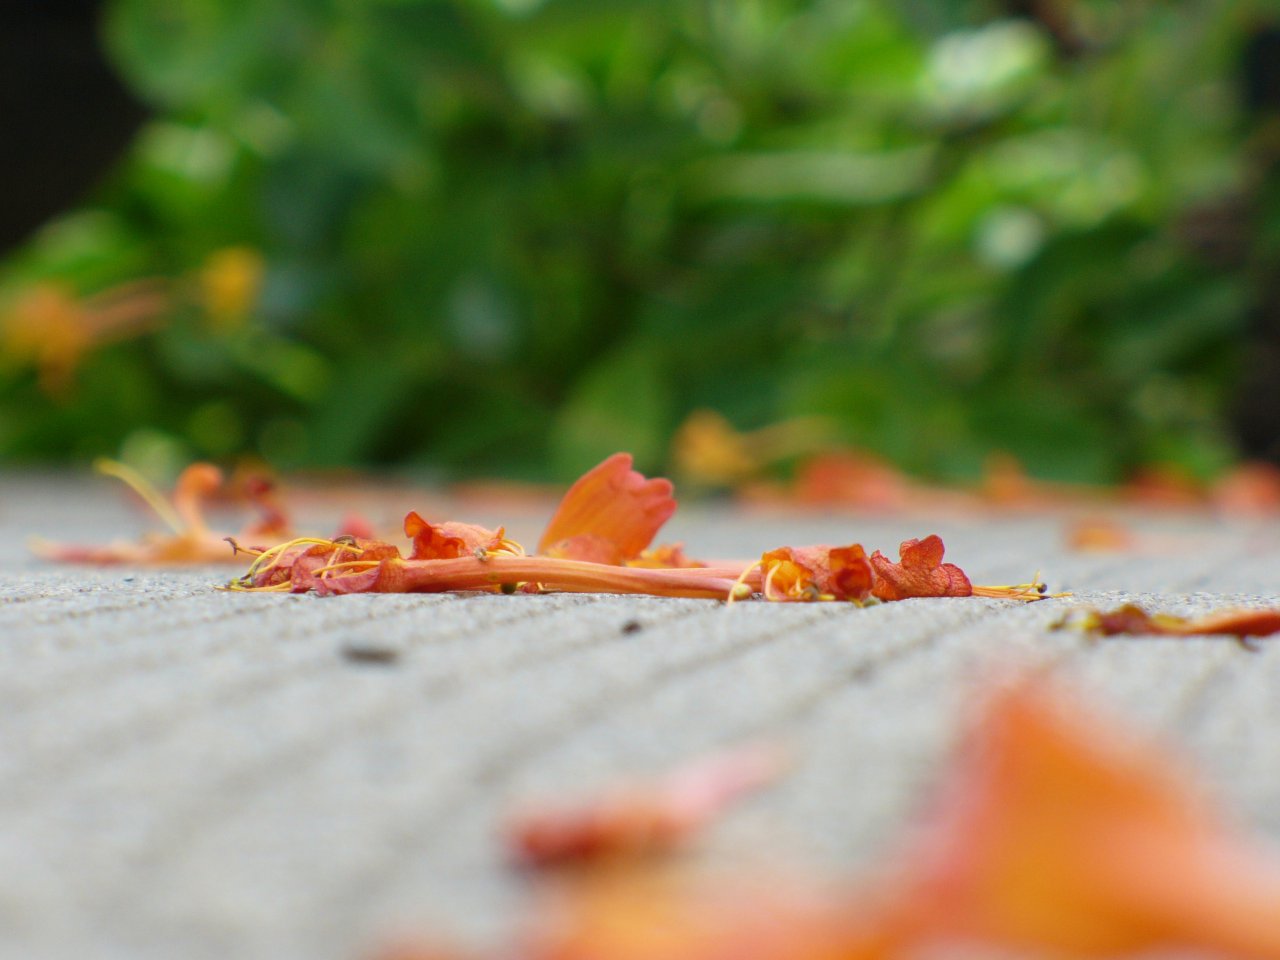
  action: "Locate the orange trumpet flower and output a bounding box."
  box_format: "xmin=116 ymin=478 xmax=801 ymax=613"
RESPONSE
xmin=35 ymin=460 xmax=293 ymax=565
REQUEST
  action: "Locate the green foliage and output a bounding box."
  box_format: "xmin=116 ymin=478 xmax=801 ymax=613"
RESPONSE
xmin=0 ymin=0 xmax=1269 ymax=482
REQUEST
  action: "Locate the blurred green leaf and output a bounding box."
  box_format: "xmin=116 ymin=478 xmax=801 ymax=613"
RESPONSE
xmin=552 ymin=345 xmax=671 ymax=476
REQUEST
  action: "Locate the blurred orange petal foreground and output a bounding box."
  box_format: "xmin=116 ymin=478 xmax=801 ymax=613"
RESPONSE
xmin=507 ymin=744 xmax=787 ymax=868
xmin=377 ymin=873 xmax=865 ymax=960
xmin=229 ymin=453 xmax=1050 ymax=602
xmin=34 ymin=460 xmax=295 ymax=565
xmin=383 ymin=681 xmax=1280 ymax=960
xmin=872 ymin=681 xmax=1280 ymax=957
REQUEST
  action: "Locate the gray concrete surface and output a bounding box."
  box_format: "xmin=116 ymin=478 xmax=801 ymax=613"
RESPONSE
xmin=3 ymin=473 xmax=1280 ymax=959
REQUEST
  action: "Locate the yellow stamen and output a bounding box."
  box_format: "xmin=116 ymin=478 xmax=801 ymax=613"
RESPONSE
xmin=219 ymin=580 xmax=293 ymax=593
xmin=972 ymin=572 xmax=1067 ymax=602
xmin=727 ymin=560 xmax=761 ymax=605
xmin=490 ymin=536 xmax=525 ymax=557
xmin=94 ymin=458 xmax=185 ymax=535
xmin=312 ymin=559 xmax=380 ymax=577
xmin=759 ymin=560 xmax=818 ymax=602
xmin=763 ymin=564 xmax=779 ymax=600
xmin=241 ymin=536 xmax=360 ymax=582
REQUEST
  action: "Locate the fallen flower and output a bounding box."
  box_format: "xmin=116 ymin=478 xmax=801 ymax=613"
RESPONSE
xmin=508 ymin=744 xmax=787 ymax=868
xmin=226 ymin=455 xmax=1052 ymax=603
xmin=1065 ymin=603 xmax=1280 ymax=639
xmin=35 ymin=460 xmax=295 ymax=565
xmin=227 ymin=528 xmax=1049 ymax=605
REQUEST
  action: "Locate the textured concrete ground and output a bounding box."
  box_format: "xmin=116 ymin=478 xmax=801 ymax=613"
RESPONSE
xmin=2 ymin=472 xmax=1279 ymax=960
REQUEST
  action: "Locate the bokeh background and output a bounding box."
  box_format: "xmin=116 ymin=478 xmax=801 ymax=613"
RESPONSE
xmin=4 ymin=0 xmax=1280 ymax=486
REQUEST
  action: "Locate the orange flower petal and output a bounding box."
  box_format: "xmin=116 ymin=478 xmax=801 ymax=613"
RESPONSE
xmin=404 ymin=511 xmax=509 ymax=560
xmin=869 ymin=535 xmax=971 ymax=601
xmin=827 ymin=545 xmax=875 ymax=601
xmin=539 ymin=454 xmax=676 ymax=564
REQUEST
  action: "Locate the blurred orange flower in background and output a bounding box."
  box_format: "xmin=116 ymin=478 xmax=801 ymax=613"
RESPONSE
xmin=1 ymin=279 xmax=168 ymax=395
xmin=672 ymin=410 xmax=832 ymax=489
xmin=198 ymin=246 xmax=264 ymax=332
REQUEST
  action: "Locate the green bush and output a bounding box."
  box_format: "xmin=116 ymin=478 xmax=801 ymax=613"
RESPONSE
xmin=0 ymin=0 xmax=1265 ymax=483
